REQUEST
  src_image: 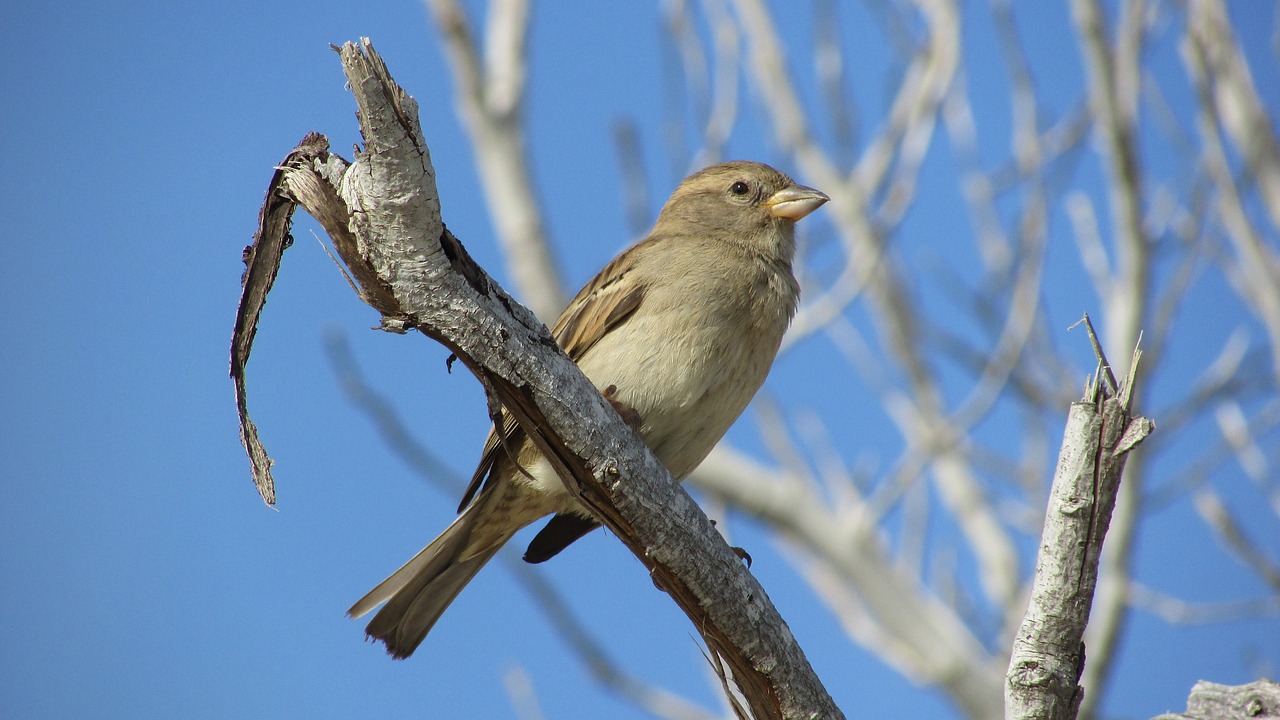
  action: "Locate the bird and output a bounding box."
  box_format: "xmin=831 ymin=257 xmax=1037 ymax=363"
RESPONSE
xmin=347 ymin=160 xmax=829 ymax=658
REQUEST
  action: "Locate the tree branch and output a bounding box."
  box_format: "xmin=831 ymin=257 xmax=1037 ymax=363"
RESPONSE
xmin=1005 ymin=344 xmax=1154 ymax=719
xmin=423 ymin=0 xmax=565 ymax=320
xmin=231 ymin=38 xmax=841 ymax=720
xmin=1152 ymin=680 xmax=1280 ymax=720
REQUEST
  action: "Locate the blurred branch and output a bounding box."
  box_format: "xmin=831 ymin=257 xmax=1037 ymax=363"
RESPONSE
xmin=1193 ymin=489 xmax=1280 ymax=592
xmin=946 ymin=0 xmax=1050 ymax=435
xmin=697 ymin=0 xmax=740 ymax=165
xmin=423 ymin=0 xmax=566 ymax=319
xmin=1128 ymin=582 xmax=1280 ymax=625
xmin=1213 ymin=401 xmax=1274 ymax=501
xmin=611 ymin=119 xmax=653 ymax=238
xmin=1147 ymin=394 xmax=1280 ymax=512
xmin=503 ymin=665 xmax=546 ymax=720
xmin=813 ymin=0 xmax=858 ymax=171
xmin=1072 ymin=0 xmax=1150 ymax=337
xmin=1066 ymin=193 xmax=1114 ymax=307
xmin=1182 ymin=6 xmax=1280 ymax=381
xmin=1185 ymin=0 xmax=1280 ymax=231
xmin=738 ymin=0 xmax=1020 ymax=619
xmin=511 ymin=558 xmax=723 ymax=720
xmin=660 ymin=0 xmax=742 ymax=172
xmin=321 ymin=329 xmax=459 ymax=491
xmin=1147 ymin=186 xmax=1212 ymax=366
xmin=730 ymin=0 xmax=839 ymax=184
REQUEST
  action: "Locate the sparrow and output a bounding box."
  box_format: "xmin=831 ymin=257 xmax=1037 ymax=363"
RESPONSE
xmin=347 ymin=160 xmax=829 ymax=658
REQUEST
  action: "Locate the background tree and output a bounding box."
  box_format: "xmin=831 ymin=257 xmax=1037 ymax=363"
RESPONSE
xmin=394 ymin=1 xmax=1279 ymax=717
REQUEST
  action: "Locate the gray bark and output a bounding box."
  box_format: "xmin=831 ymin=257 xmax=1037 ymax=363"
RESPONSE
xmin=1153 ymin=680 xmax=1280 ymax=720
xmin=1004 ymin=341 xmax=1155 ymax=720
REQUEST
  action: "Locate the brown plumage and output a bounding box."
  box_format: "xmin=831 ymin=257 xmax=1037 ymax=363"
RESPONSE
xmin=347 ymin=161 xmax=829 ymax=658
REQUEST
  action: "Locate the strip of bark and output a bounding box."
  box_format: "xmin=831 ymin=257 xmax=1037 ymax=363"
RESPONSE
xmin=230 ymin=131 xmax=331 ymax=505
xmin=1005 ymin=341 xmax=1155 ymax=719
xmin=230 ymin=38 xmax=842 ymax=720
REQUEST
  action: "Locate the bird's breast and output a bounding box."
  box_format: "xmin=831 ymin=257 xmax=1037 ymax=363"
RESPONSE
xmin=574 ymin=258 xmax=795 ymax=480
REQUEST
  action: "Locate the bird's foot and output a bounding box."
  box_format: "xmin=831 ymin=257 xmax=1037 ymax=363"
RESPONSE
xmin=707 ymin=519 xmax=753 ymax=567
xmin=602 ymin=385 xmax=643 ymax=431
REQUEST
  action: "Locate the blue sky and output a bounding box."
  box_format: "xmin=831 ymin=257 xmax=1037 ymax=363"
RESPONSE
xmin=3 ymin=2 xmax=1278 ymax=719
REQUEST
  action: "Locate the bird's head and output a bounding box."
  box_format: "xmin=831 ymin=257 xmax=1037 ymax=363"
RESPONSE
xmin=654 ymin=161 xmax=829 ymax=255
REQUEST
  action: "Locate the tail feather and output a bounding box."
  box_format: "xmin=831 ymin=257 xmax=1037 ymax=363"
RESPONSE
xmin=346 ymin=520 xmax=468 ymax=620
xmin=348 ymin=499 xmax=512 ymax=659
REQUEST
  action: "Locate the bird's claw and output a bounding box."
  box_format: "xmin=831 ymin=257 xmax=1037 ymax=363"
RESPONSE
xmin=602 ymin=384 xmax=643 ymax=431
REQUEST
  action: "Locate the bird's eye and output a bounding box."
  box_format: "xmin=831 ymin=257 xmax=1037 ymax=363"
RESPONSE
xmin=729 ymin=181 xmax=750 ymax=196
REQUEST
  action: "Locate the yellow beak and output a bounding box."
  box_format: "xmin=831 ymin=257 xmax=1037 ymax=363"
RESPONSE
xmin=766 ymin=184 xmax=830 ymax=221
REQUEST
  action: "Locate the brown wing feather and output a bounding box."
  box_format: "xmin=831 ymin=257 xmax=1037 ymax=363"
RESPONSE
xmin=551 ymin=251 xmax=647 ymax=361
xmin=456 ymin=412 xmax=522 ymax=512
xmin=456 ymin=245 xmax=649 ymax=512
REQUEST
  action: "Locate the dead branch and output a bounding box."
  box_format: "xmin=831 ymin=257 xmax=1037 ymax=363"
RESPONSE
xmin=230 ymin=38 xmax=841 ymax=720
xmin=1005 ymin=344 xmax=1154 ymax=719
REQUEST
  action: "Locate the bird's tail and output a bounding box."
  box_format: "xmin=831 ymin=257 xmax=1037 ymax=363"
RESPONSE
xmin=347 ymin=492 xmax=514 ymax=659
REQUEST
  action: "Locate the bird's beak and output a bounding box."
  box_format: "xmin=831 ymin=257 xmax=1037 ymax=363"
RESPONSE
xmin=765 ymin=184 xmax=830 ymax=221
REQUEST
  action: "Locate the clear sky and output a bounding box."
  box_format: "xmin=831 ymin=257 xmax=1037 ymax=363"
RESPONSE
xmin=3 ymin=2 xmax=1277 ymax=719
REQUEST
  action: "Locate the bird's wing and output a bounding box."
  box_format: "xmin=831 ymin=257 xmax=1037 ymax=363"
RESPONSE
xmin=457 ymin=411 xmax=521 ymax=512
xmin=456 ymin=245 xmax=649 ymax=512
xmin=550 ymin=249 xmax=647 ymax=362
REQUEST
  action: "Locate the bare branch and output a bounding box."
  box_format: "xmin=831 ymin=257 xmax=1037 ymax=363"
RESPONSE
xmin=1128 ymin=582 xmax=1280 ymax=625
xmin=1185 ymin=0 xmax=1280 ymax=231
xmin=1193 ymin=489 xmax=1280 ymax=592
xmin=422 ymin=0 xmax=565 ymax=319
xmin=1006 ymin=349 xmax=1154 ymax=719
xmin=1181 ymin=12 xmax=1280 ymax=380
xmin=242 ymin=39 xmax=842 ymax=720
